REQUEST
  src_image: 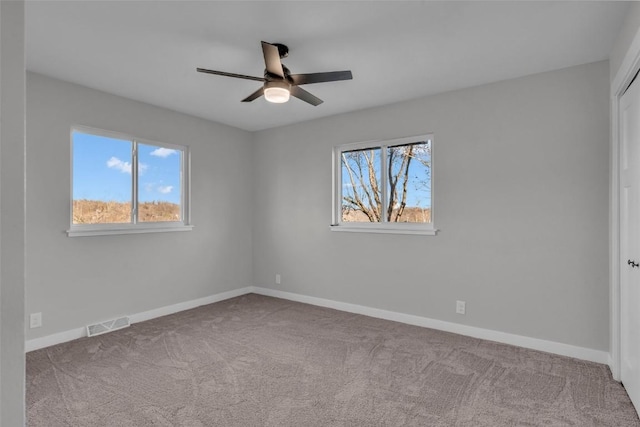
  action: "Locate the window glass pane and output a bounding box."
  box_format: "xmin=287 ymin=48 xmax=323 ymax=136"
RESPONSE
xmin=72 ymin=131 xmax=132 ymax=224
xmin=137 ymin=143 xmax=182 ymax=222
xmin=387 ymin=140 xmax=431 ymax=223
xmin=341 ymin=147 xmax=382 ymax=222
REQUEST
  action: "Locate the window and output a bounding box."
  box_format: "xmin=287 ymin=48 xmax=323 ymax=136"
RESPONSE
xmin=333 ymin=134 xmax=435 ymax=235
xmin=68 ymin=126 xmax=192 ymax=236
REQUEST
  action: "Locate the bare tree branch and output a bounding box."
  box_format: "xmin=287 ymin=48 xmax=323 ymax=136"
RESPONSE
xmin=341 ymin=142 xmax=430 ymax=223
xmin=393 ymin=145 xmax=413 ymax=221
xmin=364 ymin=150 xmax=381 ymax=220
xmin=342 ymin=152 xmax=378 ymax=222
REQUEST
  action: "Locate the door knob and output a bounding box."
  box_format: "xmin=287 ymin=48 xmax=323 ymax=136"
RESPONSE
xmin=628 ymin=260 xmax=639 ymax=268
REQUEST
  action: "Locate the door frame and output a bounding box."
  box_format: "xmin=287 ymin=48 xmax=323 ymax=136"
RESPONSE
xmin=612 ymin=29 xmax=640 ymax=381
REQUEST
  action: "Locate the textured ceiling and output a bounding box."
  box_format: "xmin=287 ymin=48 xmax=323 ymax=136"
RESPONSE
xmin=26 ymin=1 xmax=629 ymax=131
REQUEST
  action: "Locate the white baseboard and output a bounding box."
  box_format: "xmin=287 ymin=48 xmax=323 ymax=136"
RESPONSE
xmin=609 ymin=353 xmax=619 ymax=380
xmin=26 ymin=285 xmax=610 ymax=366
xmin=128 ymin=287 xmax=252 ymax=324
xmin=25 ymin=287 xmax=252 ymax=352
xmin=25 ymin=326 xmax=86 ymax=353
xmin=251 ymin=287 xmax=610 ymax=365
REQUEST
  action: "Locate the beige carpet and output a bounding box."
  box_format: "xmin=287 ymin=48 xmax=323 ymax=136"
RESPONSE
xmin=27 ymin=294 xmax=639 ymax=426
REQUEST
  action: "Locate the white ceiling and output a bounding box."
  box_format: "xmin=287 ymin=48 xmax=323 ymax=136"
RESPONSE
xmin=26 ymin=1 xmax=629 ymax=132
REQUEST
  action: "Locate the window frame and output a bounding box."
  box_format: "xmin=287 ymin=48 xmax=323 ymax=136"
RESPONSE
xmin=332 ymin=134 xmax=436 ymax=236
xmin=67 ymin=125 xmax=193 ymax=237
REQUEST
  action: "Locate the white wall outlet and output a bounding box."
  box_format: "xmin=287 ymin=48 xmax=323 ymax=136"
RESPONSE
xmin=30 ymin=312 xmax=42 ymax=328
xmin=456 ymin=300 xmax=466 ymax=315
xmin=275 ymin=274 xmax=281 ymax=285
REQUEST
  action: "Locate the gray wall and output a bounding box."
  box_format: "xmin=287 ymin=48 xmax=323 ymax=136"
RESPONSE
xmin=252 ymin=61 xmax=610 ymax=351
xmin=1 ymin=1 xmax=26 ymax=424
xmin=26 ymin=61 xmax=611 ymax=353
xmin=26 ymin=72 xmax=253 ymax=340
xmin=610 ymin=1 xmax=640 ymax=81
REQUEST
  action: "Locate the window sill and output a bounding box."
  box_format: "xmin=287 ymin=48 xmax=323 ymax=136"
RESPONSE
xmin=67 ymin=224 xmax=194 ymax=237
xmin=329 ymin=224 xmax=438 ymax=236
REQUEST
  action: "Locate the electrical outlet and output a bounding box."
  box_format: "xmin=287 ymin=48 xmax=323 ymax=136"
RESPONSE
xmin=275 ymin=274 xmax=281 ymax=285
xmin=456 ymin=300 xmax=466 ymax=315
xmin=30 ymin=312 xmax=42 ymax=329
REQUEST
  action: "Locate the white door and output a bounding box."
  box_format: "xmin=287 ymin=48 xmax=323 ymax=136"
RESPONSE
xmin=621 ymin=77 xmax=640 ymax=411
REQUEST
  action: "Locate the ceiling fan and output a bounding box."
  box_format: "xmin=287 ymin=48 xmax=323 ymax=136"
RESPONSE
xmin=197 ymin=41 xmax=353 ymax=106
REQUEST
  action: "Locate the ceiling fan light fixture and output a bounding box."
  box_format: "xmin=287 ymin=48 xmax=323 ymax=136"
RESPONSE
xmin=264 ymin=81 xmax=291 ymax=103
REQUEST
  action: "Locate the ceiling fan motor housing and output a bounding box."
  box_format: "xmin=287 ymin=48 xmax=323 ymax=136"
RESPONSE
xmin=265 ymin=65 xmax=291 ymax=81
xmin=273 ymin=43 xmax=289 ymax=59
xmin=265 ymin=80 xmax=291 ymax=90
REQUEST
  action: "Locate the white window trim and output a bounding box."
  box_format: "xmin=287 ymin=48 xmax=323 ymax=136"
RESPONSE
xmin=67 ymin=125 xmax=193 ymax=237
xmin=332 ymin=134 xmax=437 ymax=236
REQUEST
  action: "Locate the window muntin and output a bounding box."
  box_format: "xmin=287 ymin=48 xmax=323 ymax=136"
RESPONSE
xmin=70 ymin=127 xmax=190 ymax=235
xmin=334 ymin=135 xmax=434 ymax=234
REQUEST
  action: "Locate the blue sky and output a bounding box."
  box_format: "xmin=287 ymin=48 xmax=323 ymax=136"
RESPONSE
xmin=73 ymin=131 xmax=181 ymax=204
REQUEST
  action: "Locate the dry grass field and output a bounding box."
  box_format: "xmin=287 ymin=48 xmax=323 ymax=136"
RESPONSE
xmin=73 ymin=200 xmax=180 ymax=224
xmin=342 ymin=207 xmax=431 ymax=223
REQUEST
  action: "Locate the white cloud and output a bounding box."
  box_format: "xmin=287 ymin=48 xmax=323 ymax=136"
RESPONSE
xmin=157 ymin=185 xmax=173 ymax=194
xmin=106 ymin=157 xmax=148 ymax=175
xmin=107 ymin=157 xmax=132 ymax=174
xmin=150 ymin=147 xmax=178 ymax=158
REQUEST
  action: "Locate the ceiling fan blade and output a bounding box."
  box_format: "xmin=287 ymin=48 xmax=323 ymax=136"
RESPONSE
xmin=241 ymin=87 xmax=265 ymax=102
xmin=261 ymin=41 xmax=284 ymax=78
xmin=197 ymin=68 xmax=265 ymax=82
xmin=290 ymin=86 xmax=323 ymax=106
xmin=290 ymin=70 xmax=353 ymax=85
